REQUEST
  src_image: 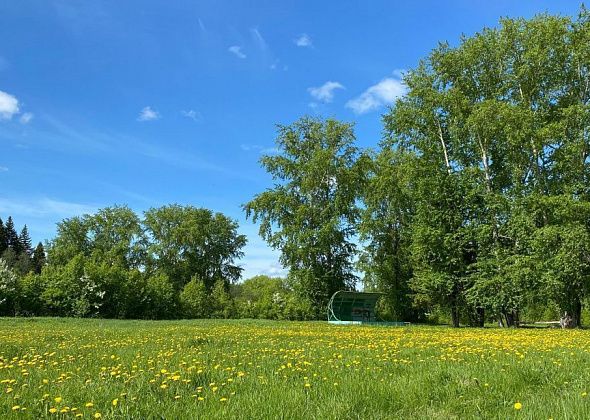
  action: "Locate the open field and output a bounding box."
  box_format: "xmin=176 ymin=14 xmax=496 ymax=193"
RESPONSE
xmin=1 ymin=319 xmax=590 ymax=419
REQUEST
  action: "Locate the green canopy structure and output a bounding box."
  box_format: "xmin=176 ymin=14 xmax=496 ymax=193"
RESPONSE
xmin=327 ymin=291 xmax=409 ymax=326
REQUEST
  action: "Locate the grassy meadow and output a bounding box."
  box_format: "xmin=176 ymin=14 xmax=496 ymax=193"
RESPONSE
xmin=1 ymin=318 xmax=590 ymax=419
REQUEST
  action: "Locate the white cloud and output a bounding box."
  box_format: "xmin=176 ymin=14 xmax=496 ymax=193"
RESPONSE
xmin=308 ymin=81 xmax=344 ymax=103
xmin=0 ymin=166 xmax=7 ymax=172
xmin=346 ymin=74 xmax=406 ymax=114
xmin=137 ymin=106 xmax=160 ymax=121
xmin=228 ymin=45 xmax=246 ymax=59
xmin=295 ymin=33 xmax=312 ymax=47
xmin=19 ymin=112 xmax=33 ymax=124
xmin=0 ymin=90 xmax=20 ymax=120
xmin=181 ymin=109 xmax=202 ymax=122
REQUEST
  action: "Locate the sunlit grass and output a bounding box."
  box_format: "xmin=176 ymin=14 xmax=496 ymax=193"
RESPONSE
xmin=1 ymin=318 xmax=590 ymax=418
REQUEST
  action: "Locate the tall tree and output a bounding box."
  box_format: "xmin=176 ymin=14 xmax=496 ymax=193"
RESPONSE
xmin=31 ymin=242 xmax=46 ymax=274
xmin=5 ymin=216 xmax=21 ymax=254
xmin=378 ymin=7 xmax=590 ymax=326
xmin=0 ymin=218 xmax=7 ymax=255
xmin=143 ymin=205 xmax=246 ymax=290
xmin=244 ymin=117 xmax=367 ymax=316
xmin=19 ymin=225 xmax=33 ymax=256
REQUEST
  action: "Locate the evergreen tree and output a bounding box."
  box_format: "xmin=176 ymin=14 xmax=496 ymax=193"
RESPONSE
xmin=5 ymin=217 xmax=21 ymax=254
xmin=31 ymin=242 xmax=46 ymax=274
xmin=19 ymin=225 xmax=33 ymax=256
xmin=0 ymin=218 xmax=7 ymax=255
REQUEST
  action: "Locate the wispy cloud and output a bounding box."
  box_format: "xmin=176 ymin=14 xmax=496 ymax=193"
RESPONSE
xmin=250 ymin=28 xmax=267 ymax=50
xmin=308 ymin=81 xmax=344 ymax=103
xmin=181 ymin=109 xmax=202 ymax=122
xmin=228 ymin=45 xmax=246 ymax=59
xmin=137 ymin=106 xmax=160 ymax=121
xmin=346 ymin=72 xmax=406 ymax=114
xmin=295 ymin=33 xmax=312 ymax=47
xmin=0 ymin=90 xmax=20 ymax=120
xmin=0 ymin=196 xmax=99 ymax=219
xmin=19 ymin=112 xmax=33 ymax=124
xmin=240 ymin=144 xmax=278 ymax=154
xmin=0 ymin=166 xmax=8 ymax=172
xmin=198 ymin=18 xmax=206 ymax=33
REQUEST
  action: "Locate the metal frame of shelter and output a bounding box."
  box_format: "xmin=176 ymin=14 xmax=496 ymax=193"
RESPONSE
xmin=327 ymin=290 xmax=409 ymax=326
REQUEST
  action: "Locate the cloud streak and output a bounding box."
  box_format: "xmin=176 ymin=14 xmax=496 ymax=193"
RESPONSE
xmin=0 ymin=196 xmax=99 ymax=219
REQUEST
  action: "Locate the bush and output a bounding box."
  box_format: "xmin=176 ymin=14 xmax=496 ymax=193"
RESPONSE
xmin=180 ymin=276 xmax=210 ymax=318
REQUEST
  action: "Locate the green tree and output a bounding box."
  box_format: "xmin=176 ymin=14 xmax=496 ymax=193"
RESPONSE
xmin=211 ymin=278 xmax=235 ymax=319
xmin=0 ymin=218 xmax=7 ymax=255
xmin=5 ymin=217 xmax=21 ymax=255
xmin=19 ymin=225 xmax=32 ymax=256
xmin=244 ymin=117 xmax=367 ymax=316
xmin=31 ymin=242 xmax=46 ymax=274
xmin=143 ymin=205 xmax=246 ymax=290
xmin=180 ymin=276 xmax=210 ymax=318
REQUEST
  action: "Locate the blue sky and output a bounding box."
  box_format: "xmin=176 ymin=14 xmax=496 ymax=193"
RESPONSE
xmin=0 ymin=0 xmax=582 ymax=279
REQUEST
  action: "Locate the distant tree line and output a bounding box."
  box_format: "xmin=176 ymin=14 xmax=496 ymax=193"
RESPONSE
xmin=0 ymin=207 xmax=313 ymax=320
xmin=0 ymin=217 xmax=45 ymax=275
xmin=2 ymin=9 xmax=589 ymax=327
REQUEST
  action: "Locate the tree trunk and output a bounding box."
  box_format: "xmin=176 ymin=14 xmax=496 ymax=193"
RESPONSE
xmin=573 ymin=299 xmax=582 ymax=328
xmin=451 ymin=306 xmax=460 ymax=328
xmin=476 ymin=307 xmax=485 ymax=327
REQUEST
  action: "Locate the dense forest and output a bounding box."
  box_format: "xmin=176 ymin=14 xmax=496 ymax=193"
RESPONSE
xmin=2 ymin=9 xmax=590 ymax=326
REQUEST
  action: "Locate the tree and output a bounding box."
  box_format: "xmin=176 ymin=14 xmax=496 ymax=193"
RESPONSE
xmin=0 ymin=259 xmax=18 ymax=316
xmin=378 ymin=7 xmax=590 ymax=326
xmin=31 ymin=242 xmax=46 ymax=274
xmin=180 ymin=276 xmax=210 ymax=318
xmin=244 ymin=117 xmax=367 ymax=316
xmin=358 ymin=148 xmax=417 ymax=322
xmin=233 ymin=275 xmax=290 ymax=319
xmin=4 ymin=217 xmax=20 ymax=254
xmin=143 ymin=205 xmax=246 ymax=290
xmin=19 ymin=225 xmax=32 ymax=256
xmin=210 ymin=278 xmax=235 ymax=319
xmin=0 ymin=218 xmax=7 ymax=256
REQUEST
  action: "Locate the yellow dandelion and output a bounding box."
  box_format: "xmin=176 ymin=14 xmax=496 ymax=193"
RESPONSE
xmin=94 ymin=413 xmax=102 ymax=419
xmin=85 ymin=402 xmax=94 ymax=408
xmin=514 ymin=402 xmax=522 ymax=410
xmin=49 ymin=408 xmax=58 ymax=414
xmin=112 ymin=398 xmax=118 ymax=406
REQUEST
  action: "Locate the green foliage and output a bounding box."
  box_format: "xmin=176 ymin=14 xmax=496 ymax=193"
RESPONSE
xmin=244 ymin=117 xmax=368 ymax=316
xmin=144 ymin=273 xmax=177 ymax=319
xmin=143 ymin=205 xmax=246 ymax=290
xmin=210 ymin=278 xmax=236 ymax=319
xmin=180 ymin=276 xmax=210 ymax=318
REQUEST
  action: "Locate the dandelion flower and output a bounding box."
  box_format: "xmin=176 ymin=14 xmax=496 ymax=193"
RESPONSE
xmin=514 ymin=402 xmax=522 ymax=410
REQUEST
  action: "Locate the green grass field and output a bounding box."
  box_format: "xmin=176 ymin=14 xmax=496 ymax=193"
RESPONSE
xmin=1 ymin=318 xmax=590 ymax=419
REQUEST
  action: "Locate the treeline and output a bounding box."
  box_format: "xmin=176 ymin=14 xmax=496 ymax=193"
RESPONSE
xmin=0 ymin=217 xmax=45 ymax=275
xmin=0 ymin=207 xmax=313 ymax=320
xmin=2 ymin=10 xmax=589 ymax=327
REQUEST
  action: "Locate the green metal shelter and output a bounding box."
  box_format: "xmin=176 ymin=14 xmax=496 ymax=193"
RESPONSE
xmin=327 ymin=291 xmax=409 ymax=326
